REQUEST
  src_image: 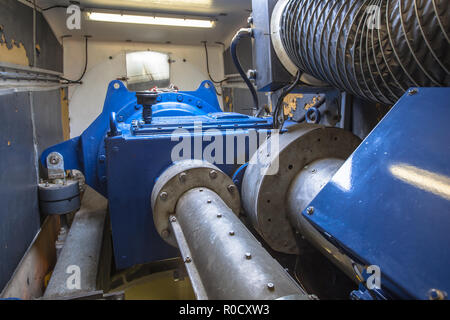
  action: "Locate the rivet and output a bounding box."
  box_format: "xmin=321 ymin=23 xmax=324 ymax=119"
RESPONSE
xmin=209 ymin=170 xmax=218 ymax=179
xmin=179 ymin=172 xmax=187 ymax=183
xmin=160 ymin=192 xmax=168 ymax=201
xmin=245 ymin=252 xmax=252 ymax=260
xmin=217 ymin=213 xmax=222 ymax=218
xmin=229 ymin=231 xmax=235 ymax=236
xmin=207 ymin=199 xmax=212 ymax=204
xmin=267 ymin=283 xmax=275 ymax=291
xmin=306 ymin=206 xmax=314 ymax=215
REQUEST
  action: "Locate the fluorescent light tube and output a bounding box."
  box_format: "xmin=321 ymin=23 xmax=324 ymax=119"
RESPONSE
xmin=87 ymin=12 xmax=214 ymax=28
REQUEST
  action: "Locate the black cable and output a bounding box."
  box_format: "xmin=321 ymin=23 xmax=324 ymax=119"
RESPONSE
xmin=59 ymin=36 xmax=89 ymax=84
xmin=230 ymin=28 xmax=259 ymax=114
xmin=273 ymin=70 xmax=302 ymax=129
xmin=202 ymin=41 xmax=229 ymax=97
xmin=43 ymin=5 xmax=68 ymax=11
xmin=202 ymin=41 xmax=228 ymax=85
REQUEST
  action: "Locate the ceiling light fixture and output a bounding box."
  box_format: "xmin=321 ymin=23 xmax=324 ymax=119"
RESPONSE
xmin=87 ymin=11 xmax=215 ymax=28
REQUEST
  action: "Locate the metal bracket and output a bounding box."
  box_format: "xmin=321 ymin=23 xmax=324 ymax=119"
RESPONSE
xmin=46 ymin=152 xmax=65 ymax=180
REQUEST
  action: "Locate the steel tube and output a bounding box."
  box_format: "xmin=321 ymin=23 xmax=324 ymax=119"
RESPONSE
xmin=286 ymin=158 xmax=358 ymax=282
xmin=172 ymin=187 xmax=308 ymax=300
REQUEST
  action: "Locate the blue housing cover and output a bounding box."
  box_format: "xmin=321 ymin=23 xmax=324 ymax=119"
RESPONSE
xmin=304 ymin=88 xmax=450 ymax=299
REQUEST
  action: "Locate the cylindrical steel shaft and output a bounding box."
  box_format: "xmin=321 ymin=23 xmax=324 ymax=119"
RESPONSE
xmin=172 ymin=187 xmax=308 ymax=300
xmin=286 ymin=158 xmax=357 ymax=281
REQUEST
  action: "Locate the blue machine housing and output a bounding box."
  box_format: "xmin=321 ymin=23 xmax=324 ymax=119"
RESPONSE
xmin=41 ymin=80 xmax=273 ymax=268
xmin=303 ymin=88 xmax=450 ymax=299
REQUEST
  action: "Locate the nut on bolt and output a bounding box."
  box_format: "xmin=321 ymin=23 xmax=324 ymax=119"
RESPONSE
xmin=245 ymin=252 xmax=252 ymax=260
xmin=267 ymin=283 xmax=275 ymax=291
xmin=306 ymin=206 xmax=315 ymax=215
xmin=170 ymin=216 xmax=177 ymax=223
xmin=185 ymin=256 xmax=192 ymax=263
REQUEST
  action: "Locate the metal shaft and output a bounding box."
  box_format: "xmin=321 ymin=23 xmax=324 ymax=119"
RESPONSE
xmin=171 ymin=187 xmax=308 ymax=300
xmin=286 ymin=158 xmax=357 ymax=281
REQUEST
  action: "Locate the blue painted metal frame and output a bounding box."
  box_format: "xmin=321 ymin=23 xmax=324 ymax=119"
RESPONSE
xmin=303 ymin=88 xmax=450 ymax=299
xmin=40 ymin=80 xmax=225 ymax=196
xmin=41 ymin=80 xmax=274 ymax=268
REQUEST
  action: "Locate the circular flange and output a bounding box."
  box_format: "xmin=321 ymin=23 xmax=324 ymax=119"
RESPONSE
xmin=241 ymin=124 xmax=361 ymax=254
xmin=270 ymin=0 xmax=330 ymax=87
xmin=151 ymin=160 xmax=241 ymax=247
xmin=38 ymin=180 xmax=81 ymax=215
xmin=270 ymin=0 xmax=298 ymax=76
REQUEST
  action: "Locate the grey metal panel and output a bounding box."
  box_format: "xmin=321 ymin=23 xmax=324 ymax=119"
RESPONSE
xmin=0 ymin=0 xmax=34 ymax=66
xmin=35 ymin=12 xmax=63 ymax=73
xmin=0 ymin=91 xmax=41 ymax=291
xmin=31 ymin=90 xmax=63 ymax=157
xmin=251 ymin=0 xmax=291 ymax=92
xmin=0 ymin=0 xmax=63 ymax=72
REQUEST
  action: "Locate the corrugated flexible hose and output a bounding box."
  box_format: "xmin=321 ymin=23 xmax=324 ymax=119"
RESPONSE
xmin=279 ymin=0 xmax=450 ymax=105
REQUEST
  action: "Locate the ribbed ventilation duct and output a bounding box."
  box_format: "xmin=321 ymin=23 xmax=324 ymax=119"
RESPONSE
xmin=275 ymin=0 xmax=449 ymax=105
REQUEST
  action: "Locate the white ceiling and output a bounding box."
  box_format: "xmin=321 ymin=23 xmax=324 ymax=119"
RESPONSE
xmin=35 ymin=0 xmax=252 ymax=45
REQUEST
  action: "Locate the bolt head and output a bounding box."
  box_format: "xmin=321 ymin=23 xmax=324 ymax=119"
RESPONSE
xmin=161 ymin=229 xmax=170 ymax=238
xmin=306 ymin=206 xmax=315 ymax=215
xmin=49 ymin=156 xmax=59 ymax=165
xmin=428 ymin=289 xmax=447 ymax=300
xmin=267 ymin=283 xmax=275 ymax=291
xmin=217 ymin=213 xmax=222 ymax=218
xmin=98 ymin=155 xmax=106 ymax=163
xmin=160 ymin=192 xmax=168 ymax=201
xmin=207 ymin=199 xmax=212 ymax=204
xmin=179 ymin=172 xmax=187 ymax=183
xmin=408 ymin=88 xmax=418 ymax=96
xmin=209 ymin=170 xmax=218 ymax=179
xmin=229 ymin=231 xmax=235 ymax=236
xmin=245 ymin=252 xmax=252 ymax=260
xmin=185 ymin=256 xmax=192 ymax=263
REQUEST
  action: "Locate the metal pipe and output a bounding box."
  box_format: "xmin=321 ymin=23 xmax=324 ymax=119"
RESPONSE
xmin=171 ymin=187 xmax=308 ymax=300
xmin=44 ymin=187 xmax=107 ymax=299
xmin=286 ymin=158 xmax=358 ymax=282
